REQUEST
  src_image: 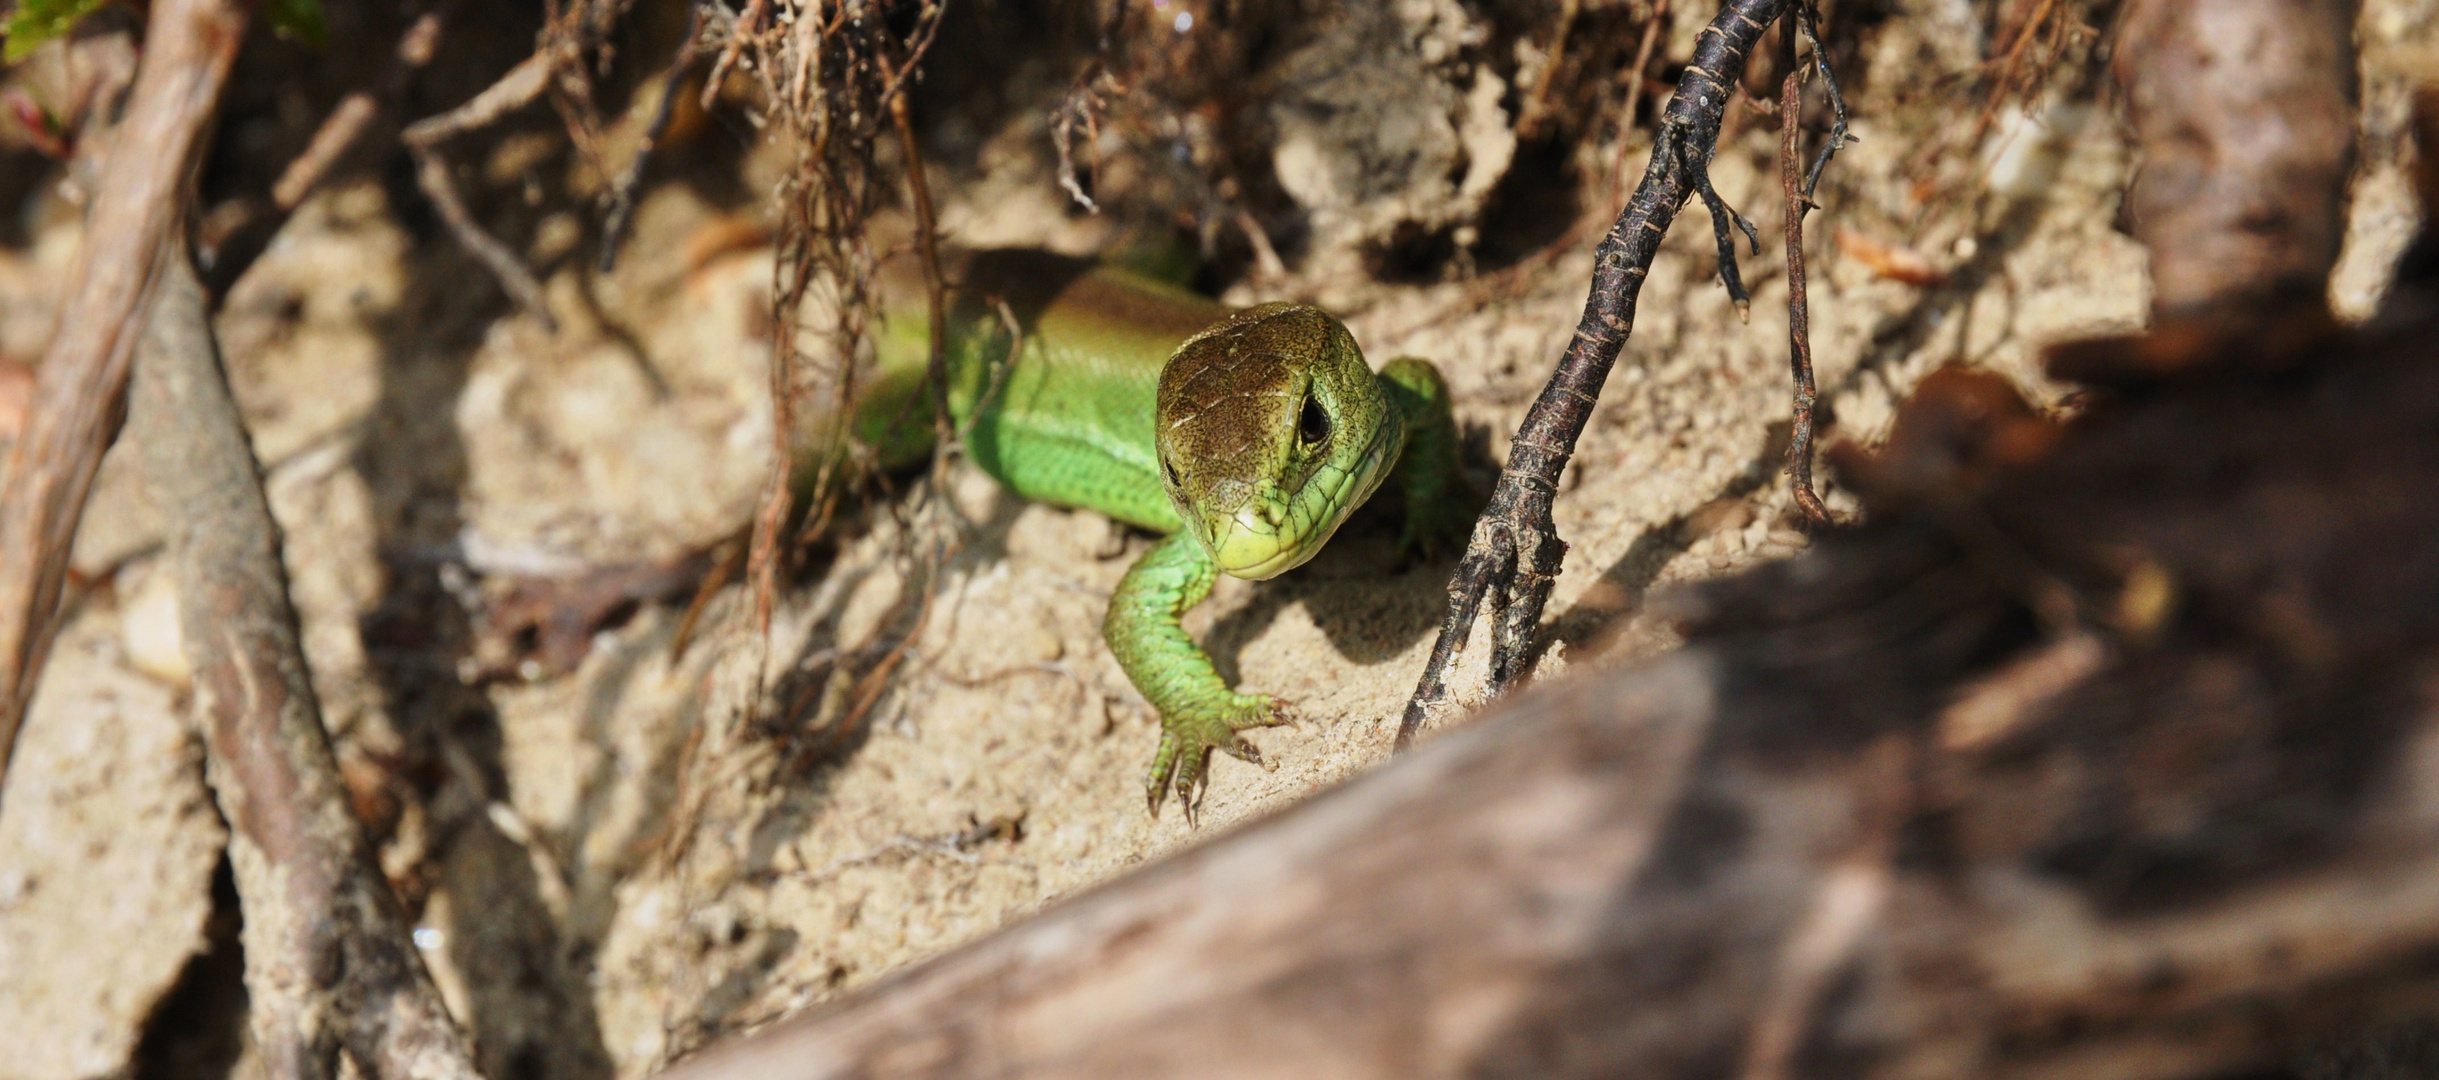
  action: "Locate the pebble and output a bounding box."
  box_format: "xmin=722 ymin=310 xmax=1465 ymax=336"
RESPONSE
xmin=118 ymin=568 xmax=191 ymax=689
xmin=1022 ymin=628 xmax=1065 ymax=663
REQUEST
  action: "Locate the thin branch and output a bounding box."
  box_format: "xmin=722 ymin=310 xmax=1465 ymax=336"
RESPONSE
xmin=877 ymin=7 xmax=948 ymax=107
xmin=600 ymin=6 xmax=705 ymax=273
xmin=274 ymin=95 xmax=379 ymax=210
xmin=880 ymin=47 xmax=954 ymax=489
xmin=788 ymin=582 xmax=935 ymax=771
xmin=1233 ymin=207 xmax=1287 ymax=280
xmin=670 ymin=529 xmax=749 ymax=664
xmin=1398 ymin=0 xmax=1801 ymax=749
xmin=203 ymin=10 xmax=447 ymax=297
xmin=132 ymin=254 xmax=483 ymax=1080
xmin=0 ymin=0 xmax=251 ymax=788
xmin=409 ymin=147 xmax=560 ymax=331
xmin=1793 ymin=3 xmax=1850 ymax=199
xmin=1963 ymin=0 xmax=2063 ymax=165
xmin=1780 ymin=10 xmax=1828 ymax=526
xmin=745 ymin=383 xmax=796 ymax=638
xmin=1050 ymin=1 xmax=1125 ymax=216
xmin=699 ymin=0 xmax=770 ymax=112
xmin=401 ymin=54 xmax=559 ymax=331
xmin=1515 ymin=0 xmax=1582 ymax=140
xmin=954 ymin=296 xmax=1026 ymax=445
xmin=736 ymin=0 xmax=947 ymax=659
xmin=274 ymin=14 xmax=446 ymax=212
xmin=400 ymin=50 xmax=552 ymax=146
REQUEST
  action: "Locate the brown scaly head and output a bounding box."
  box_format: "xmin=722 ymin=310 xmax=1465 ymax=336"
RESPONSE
xmin=1155 ymin=303 xmax=1401 ymax=579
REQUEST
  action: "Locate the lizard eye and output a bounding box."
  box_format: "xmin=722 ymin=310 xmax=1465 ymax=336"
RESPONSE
xmin=1298 ymin=395 xmax=1331 ymax=449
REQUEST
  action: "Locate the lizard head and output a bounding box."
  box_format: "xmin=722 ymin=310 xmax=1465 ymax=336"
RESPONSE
xmin=1155 ymin=303 xmax=1403 ymax=580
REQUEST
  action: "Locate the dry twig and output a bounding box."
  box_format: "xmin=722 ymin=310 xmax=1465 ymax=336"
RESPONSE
xmin=1049 ymin=0 xmax=1127 ymax=213
xmin=392 ymin=0 xmax=655 ymax=318
xmin=132 ymin=255 xmax=482 ymax=1080
xmin=699 ymin=0 xmax=770 ymax=112
xmin=1516 ymin=0 xmax=1583 ymax=140
xmin=272 ymin=13 xmax=445 ymax=212
xmin=201 ymin=10 xmax=446 ymax=297
xmin=732 ymin=0 xmax=945 ymax=637
xmin=1779 ymin=11 xmax=1828 ymax=525
xmin=881 ymin=49 xmax=954 ymax=489
xmin=1962 ymin=0 xmax=2065 ymax=159
xmin=0 ymin=0 xmax=250 ymax=786
xmin=400 ymin=54 xmax=558 ymax=331
xmin=600 ymin=6 xmax=706 ymax=273
xmin=1400 ymin=0 xmax=1839 ymax=748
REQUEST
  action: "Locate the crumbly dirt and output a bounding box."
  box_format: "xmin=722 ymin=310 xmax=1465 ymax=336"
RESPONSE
xmin=0 ymin=1 xmax=2431 ymax=1078
xmin=0 ymin=610 xmax=226 ymax=1080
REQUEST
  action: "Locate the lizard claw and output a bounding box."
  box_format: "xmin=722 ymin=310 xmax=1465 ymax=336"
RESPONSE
xmin=1143 ymin=692 xmax=1290 ymax=822
xmin=1220 ymin=735 xmax=1264 ymax=767
xmin=1145 ymin=751 xmax=1177 ymax=817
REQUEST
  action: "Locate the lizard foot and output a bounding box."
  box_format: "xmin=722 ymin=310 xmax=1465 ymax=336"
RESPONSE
xmin=1397 ymin=496 xmax=1479 ymax=566
xmin=1145 ymin=693 xmax=1289 ymax=824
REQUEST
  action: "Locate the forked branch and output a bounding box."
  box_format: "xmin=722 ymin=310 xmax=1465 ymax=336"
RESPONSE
xmin=400 ymin=54 xmax=557 ymax=331
xmin=1399 ymin=0 xmax=1848 ymax=747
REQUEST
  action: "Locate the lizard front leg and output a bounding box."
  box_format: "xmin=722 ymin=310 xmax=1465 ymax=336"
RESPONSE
xmin=1379 ymin=356 xmax=1474 ymax=561
xmin=1104 ymin=531 xmax=1286 ymax=821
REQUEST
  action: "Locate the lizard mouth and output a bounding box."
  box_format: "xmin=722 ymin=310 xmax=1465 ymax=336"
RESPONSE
xmin=1193 ymin=419 xmax=1397 ymax=580
xmin=1203 ymin=503 xmax=1329 ymax=580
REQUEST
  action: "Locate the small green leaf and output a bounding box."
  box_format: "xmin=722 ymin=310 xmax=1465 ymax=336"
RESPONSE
xmin=3 ymin=0 xmax=111 ymax=63
xmin=263 ymin=0 xmax=325 ymax=45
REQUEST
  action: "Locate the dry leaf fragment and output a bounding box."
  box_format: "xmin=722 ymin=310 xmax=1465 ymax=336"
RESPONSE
xmin=1834 ymin=226 xmax=1946 ymax=286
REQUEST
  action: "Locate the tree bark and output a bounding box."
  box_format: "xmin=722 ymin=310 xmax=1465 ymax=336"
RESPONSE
xmin=131 ymin=256 xmax=484 ymax=1080
xmin=0 ymin=0 xmax=248 ymax=784
xmin=2116 ymin=0 xmax=2358 ymax=319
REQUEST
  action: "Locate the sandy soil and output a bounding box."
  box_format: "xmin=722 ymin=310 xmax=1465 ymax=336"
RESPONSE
xmin=0 ymin=1 xmax=2431 ymax=1077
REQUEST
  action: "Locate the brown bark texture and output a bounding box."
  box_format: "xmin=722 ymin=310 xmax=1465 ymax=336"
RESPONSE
xmin=129 ymin=257 xmax=483 ymax=1080
xmin=0 ymin=0 xmax=247 ymax=783
xmin=2116 ymin=0 xmax=2358 ymax=318
xmin=655 ymin=267 xmax=2439 ymax=1078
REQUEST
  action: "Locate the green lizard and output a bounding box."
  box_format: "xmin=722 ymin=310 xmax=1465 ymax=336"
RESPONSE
xmin=849 ymin=251 xmax=1468 ymax=819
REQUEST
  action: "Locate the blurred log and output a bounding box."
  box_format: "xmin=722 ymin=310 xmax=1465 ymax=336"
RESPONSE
xmin=2115 ymin=0 xmax=2357 ymax=320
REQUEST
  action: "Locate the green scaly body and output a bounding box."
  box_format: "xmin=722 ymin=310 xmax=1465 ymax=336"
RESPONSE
xmin=857 ymin=251 xmax=1467 ymax=817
